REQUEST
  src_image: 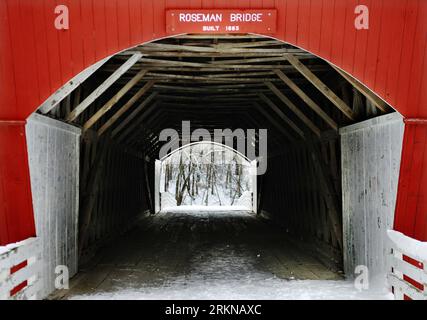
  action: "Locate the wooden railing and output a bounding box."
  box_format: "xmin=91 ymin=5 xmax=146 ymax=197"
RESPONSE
xmin=0 ymin=238 xmax=42 ymax=300
xmin=387 ymin=230 xmax=427 ymax=300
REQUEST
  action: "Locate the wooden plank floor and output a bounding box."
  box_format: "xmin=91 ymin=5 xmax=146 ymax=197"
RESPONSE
xmin=52 ymin=210 xmax=342 ymax=299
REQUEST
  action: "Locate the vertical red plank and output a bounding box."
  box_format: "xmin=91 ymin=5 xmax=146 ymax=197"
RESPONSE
xmin=414 ymin=132 xmax=427 ymax=240
xmin=319 ymin=0 xmax=335 ymax=63
xmin=0 ymin=123 xmax=36 ymax=245
xmin=128 ymin=0 xmax=143 ymax=47
xmin=117 ymin=0 xmax=131 ymax=51
xmin=394 ymin=125 xmax=416 ymax=235
xmin=5 ymin=1 xmax=35 ymax=117
xmin=351 ymin=0 xmax=370 ymax=82
xmin=142 ymin=0 xmax=154 ymax=43
xmin=384 ymin=0 xmax=409 ymax=109
xmin=152 ymin=0 xmax=166 ymax=41
xmin=42 ymin=0 xmax=63 ymax=99
xmin=308 ymin=0 xmax=323 ymax=56
xmin=68 ymin=0 xmax=84 ymax=76
xmin=104 ymin=0 xmax=119 ymax=55
xmin=80 ymin=0 xmax=96 ymax=67
xmin=55 ymin=0 xmax=73 ymax=86
xmin=93 ymin=0 xmax=108 ymax=61
xmin=362 ymin=0 xmax=383 ymax=91
xmin=31 ymin=1 xmax=52 ymax=106
xmin=394 ymin=1 xmax=419 ymax=116
xmin=340 ymin=0 xmax=357 ymax=75
xmin=296 ymin=0 xmax=310 ymax=50
xmin=394 ymin=123 xmax=427 ymax=242
xmin=284 ymin=0 xmax=299 ymax=45
xmin=373 ymin=0 xmax=399 ymax=103
xmin=329 ymin=0 xmax=347 ymax=67
xmin=0 ymin=0 xmax=18 ymax=119
xmin=407 ymin=2 xmax=427 ymax=117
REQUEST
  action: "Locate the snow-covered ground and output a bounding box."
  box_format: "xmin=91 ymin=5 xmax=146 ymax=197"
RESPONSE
xmin=68 ymin=227 xmax=393 ymax=300
xmin=69 ymin=278 xmax=392 ymax=300
xmin=162 ymin=205 xmax=251 ymax=213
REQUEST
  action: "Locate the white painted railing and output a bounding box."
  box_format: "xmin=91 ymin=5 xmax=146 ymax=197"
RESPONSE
xmin=387 ymin=230 xmax=427 ymax=300
xmin=0 ymin=238 xmax=42 ymax=300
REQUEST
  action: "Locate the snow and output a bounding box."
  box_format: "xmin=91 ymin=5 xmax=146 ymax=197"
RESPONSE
xmin=68 ymin=236 xmax=392 ymax=300
xmin=387 ymin=230 xmax=427 ymax=262
xmin=162 ymin=205 xmax=251 ymax=213
xmin=0 ymin=238 xmax=37 ymax=256
xmin=159 ymin=142 xmax=254 ymax=207
xmin=69 ymin=279 xmax=393 ymax=300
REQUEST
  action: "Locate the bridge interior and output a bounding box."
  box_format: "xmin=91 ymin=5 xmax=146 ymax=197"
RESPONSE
xmin=34 ymin=35 xmax=394 ymax=298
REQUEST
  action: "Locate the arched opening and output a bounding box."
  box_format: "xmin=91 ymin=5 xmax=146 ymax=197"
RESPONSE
xmin=25 ymin=34 xmax=400 ymax=299
xmin=156 ymin=141 xmax=256 ymax=212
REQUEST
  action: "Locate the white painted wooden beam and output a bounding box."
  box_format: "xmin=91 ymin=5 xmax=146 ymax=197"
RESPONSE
xmin=38 ymin=57 xmax=111 ymax=114
xmin=66 ymin=53 xmax=143 ymax=122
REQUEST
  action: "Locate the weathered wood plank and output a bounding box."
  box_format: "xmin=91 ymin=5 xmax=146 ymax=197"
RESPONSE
xmin=285 ymin=55 xmax=355 ymax=120
xmin=66 ymin=53 xmax=143 ymax=122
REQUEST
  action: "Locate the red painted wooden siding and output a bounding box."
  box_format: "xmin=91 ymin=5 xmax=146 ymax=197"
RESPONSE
xmin=0 ymin=0 xmax=426 ymax=244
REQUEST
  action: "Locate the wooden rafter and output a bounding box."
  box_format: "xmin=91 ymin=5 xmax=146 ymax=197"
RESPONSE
xmin=66 ymin=53 xmax=143 ymax=122
xmin=258 ymin=93 xmax=305 ymax=138
xmin=265 ymin=81 xmax=321 ymax=137
xmin=38 ymin=56 xmax=110 ymax=114
xmin=83 ymin=69 xmax=148 ymax=131
xmin=97 ymin=81 xmax=156 ymax=136
xmin=274 ymin=69 xmax=338 ymax=130
xmin=331 ymin=65 xmax=387 ymax=113
xmin=112 ymin=92 xmax=157 ymax=137
xmin=285 ymin=54 xmax=355 ymax=120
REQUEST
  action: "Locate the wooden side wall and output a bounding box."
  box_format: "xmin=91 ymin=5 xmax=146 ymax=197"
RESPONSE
xmin=26 ymin=114 xmax=80 ymax=298
xmin=340 ymin=113 xmax=404 ymax=277
xmin=261 ymin=133 xmax=342 ymax=262
xmin=78 ymin=134 xmax=147 ymax=255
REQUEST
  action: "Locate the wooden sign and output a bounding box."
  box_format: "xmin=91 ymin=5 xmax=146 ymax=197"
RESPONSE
xmin=166 ymin=9 xmax=277 ymax=34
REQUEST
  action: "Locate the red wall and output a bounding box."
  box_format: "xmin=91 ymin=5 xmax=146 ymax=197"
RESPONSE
xmin=0 ymin=0 xmax=426 ymax=244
